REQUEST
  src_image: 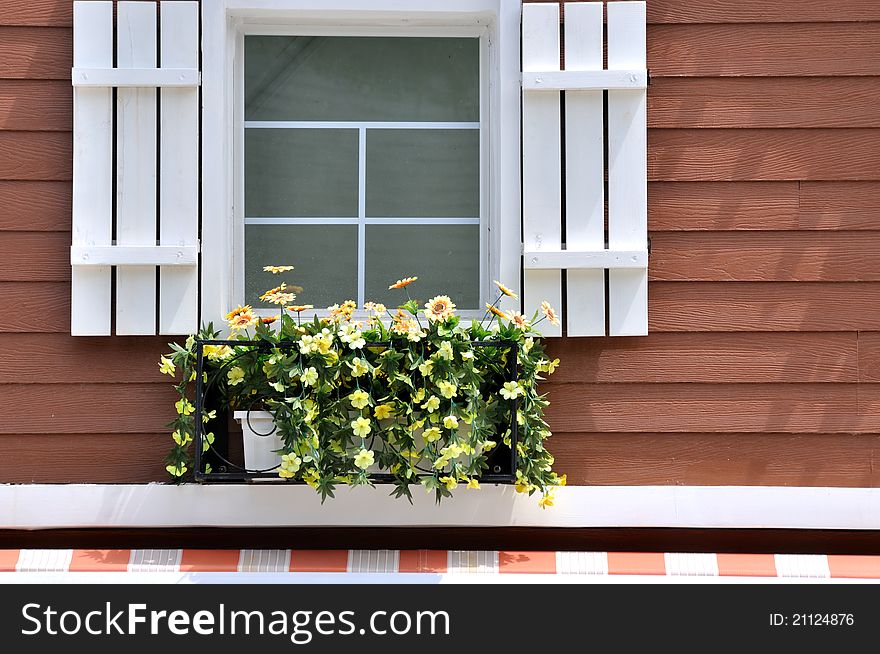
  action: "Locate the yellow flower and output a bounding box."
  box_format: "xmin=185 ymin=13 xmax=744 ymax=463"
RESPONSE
xmin=515 ymin=480 xmax=532 ymax=493
xmin=353 ymin=447 xmax=375 ymax=469
xmin=389 ymin=276 xmax=418 ymax=290
xmin=500 ymin=381 xmax=524 ymax=400
xmin=260 ymin=283 xmax=296 ymax=305
xmin=364 ymin=301 xmax=387 ymax=314
xmin=443 ymin=415 xmax=459 ymax=430
xmin=481 ymin=440 xmax=496 ymax=452
xmin=302 ymin=469 xmax=320 ymax=489
xmin=437 ymin=380 xmax=457 ymax=399
xmin=166 ymin=463 xmax=187 ymax=477
xmin=439 ymin=476 xmax=458 ymax=491
xmin=493 ymin=280 xmax=519 ymax=299
xmin=523 ymin=337 xmax=535 ymax=354
xmin=437 ymin=341 xmax=454 ymax=361
xmin=412 ymin=388 xmax=426 ymax=404
xmin=351 ymin=417 xmax=372 ymax=438
xmin=541 ymin=300 xmax=560 ymax=326
xmin=424 ymin=295 xmax=456 ymax=322
xmin=175 ymin=398 xmax=195 ymax=416
xmin=263 ymin=265 xmax=294 ymax=274
xmin=486 ymin=303 xmax=510 ymax=320
xmin=159 ymin=356 xmax=175 ymax=376
xmin=422 ymin=426 xmax=442 ymax=443
xmin=270 ymin=381 xmax=285 ymax=392
xmin=466 ymin=478 xmax=481 ymax=490
xmin=350 ymin=389 xmax=370 ymax=410
xmin=278 ymin=453 xmax=302 ymax=478
xmin=421 ymin=396 xmax=441 ymax=413
xmin=539 ymin=358 xmax=561 ymax=374
xmin=348 ymin=357 xmax=369 ymax=377
xmin=374 ymin=403 xmax=394 ymax=420
xmin=225 ymin=305 xmax=257 ymax=331
xmin=171 ymin=430 xmax=191 ymax=446
xmin=204 ymin=344 xmax=233 ymax=361
xmin=418 ymin=360 xmax=434 ymax=377
xmin=227 ymin=367 xmax=245 ymax=386
xmin=300 ymin=367 xmax=318 ymax=386
xmin=288 ymin=304 xmax=314 ymax=313
xmin=510 ymin=312 xmax=531 ymax=330
xmin=539 ymin=489 xmax=556 ymax=509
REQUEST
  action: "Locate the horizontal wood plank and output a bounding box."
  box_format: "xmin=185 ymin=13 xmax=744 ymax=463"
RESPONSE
xmin=0 ymin=333 xmax=178 ymax=382
xmin=649 ymin=231 xmax=880 ymax=281
xmin=0 ymin=384 xmax=177 ymax=434
xmin=651 ymin=181 xmax=880 ymax=231
xmin=543 ymin=383 xmax=880 ymax=433
xmin=650 ymin=282 xmax=880 ymax=332
xmin=549 ymin=432 xmax=880 ymax=487
xmin=858 ymin=333 xmax=880 ymax=383
xmin=0 ymin=0 xmax=72 ymax=27
xmin=0 ymin=131 xmax=70 ymax=180
xmin=0 ymin=232 xmax=69 ymax=281
xmin=544 ymin=332 xmax=857 ymax=384
xmin=0 ymin=27 xmax=71 ymax=80
xmin=0 ymin=80 xmax=70 ymax=130
xmin=645 ymin=0 xmax=880 ymax=24
xmin=649 ymin=129 xmax=880 ymax=182
xmin=649 ymin=182 xmax=799 ymax=230
xmin=648 ymin=23 xmax=880 ymax=77
xmin=0 ymin=283 xmax=69 ymax=332
xmin=648 ymin=78 xmax=880 ymax=129
xmin=799 ymin=182 xmax=880 ymax=230
xmin=0 ymin=433 xmax=169 ymax=483
xmin=0 ymin=181 xmax=70 ymax=231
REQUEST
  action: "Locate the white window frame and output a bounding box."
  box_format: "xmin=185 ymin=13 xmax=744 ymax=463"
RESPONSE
xmin=201 ymin=0 xmax=522 ymax=327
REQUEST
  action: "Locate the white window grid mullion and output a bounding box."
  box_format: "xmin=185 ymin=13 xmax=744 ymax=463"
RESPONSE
xmin=245 ymin=121 xmax=480 ymax=130
xmin=244 ymin=217 xmax=480 ymax=225
xmin=357 ymin=126 xmax=367 ymax=307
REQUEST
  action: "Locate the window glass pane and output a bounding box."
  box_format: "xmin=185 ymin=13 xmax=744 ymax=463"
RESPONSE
xmin=245 ymin=224 xmax=358 ymax=308
xmin=366 ymin=129 xmax=479 ymax=218
xmin=245 ymin=36 xmax=479 ymax=122
xmin=364 ymin=224 xmax=480 ymax=310
xmin=245 ymin=128 xmax=358 ymax=217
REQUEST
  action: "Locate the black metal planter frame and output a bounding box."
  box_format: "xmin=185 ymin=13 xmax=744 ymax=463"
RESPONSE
xmin=193 ymin=338 xmax=519 ymax=485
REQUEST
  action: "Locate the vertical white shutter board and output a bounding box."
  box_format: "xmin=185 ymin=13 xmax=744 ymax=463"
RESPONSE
xmin=115 ymin=1 xmax=158 ymax=335
xmin=563 ymin=2 xmax=605 ymax=337
xmin=71 ymin=2 xmax=113 ymax=336
xmin=159 ymin=2 xmax=200 ymax=335
xmin=522 ymin=3 xmax=563 ymax=337
xmin=607 ymin=1 xmax=648 ymax=336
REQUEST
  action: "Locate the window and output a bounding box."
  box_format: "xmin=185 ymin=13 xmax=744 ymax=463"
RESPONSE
xmin=243 ymin=35 xmax=483 ymax=310
xmin=201 ymin=0 xmax=521 ymax=326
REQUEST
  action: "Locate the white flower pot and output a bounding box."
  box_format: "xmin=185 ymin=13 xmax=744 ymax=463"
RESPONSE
xmin=233 ymin=410 xmax=283 ymax=473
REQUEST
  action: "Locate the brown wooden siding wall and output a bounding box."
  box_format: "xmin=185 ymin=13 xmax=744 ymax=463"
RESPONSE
xmin=1 ymin=0 xmax=880 ymax=487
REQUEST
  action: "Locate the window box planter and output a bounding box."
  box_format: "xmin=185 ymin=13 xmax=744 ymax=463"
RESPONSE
xmin=160 ymin=277 xmax=563 ymax=505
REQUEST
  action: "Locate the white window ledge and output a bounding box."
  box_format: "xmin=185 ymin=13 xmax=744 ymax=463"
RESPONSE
xmin=2 ymin=485 xmax=880 ymax=530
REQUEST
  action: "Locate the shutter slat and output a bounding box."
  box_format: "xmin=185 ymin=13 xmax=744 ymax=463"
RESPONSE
xmin=564 ymin=2 xmax=605 ymax=336
xmin=607 ymin=1 xmax=648 ymax=336
xmin=159 ymin=1 xmax=200 ymax=335
xmin=71 ymin=2 xmax=113 ymax=336
xmin=522 ymin=3 xmax=563 ymax=337
xmin=115 ymin=1 xmax=158 ymax=335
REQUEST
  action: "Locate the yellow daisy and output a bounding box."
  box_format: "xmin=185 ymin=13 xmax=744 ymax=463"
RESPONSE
xmin=388 ymin=276 xmax=418 ymax=290
xmin=263 ymin=265 xmax=294 ymax=274
xmin=493 ymin=280 xmax=518 ymax=299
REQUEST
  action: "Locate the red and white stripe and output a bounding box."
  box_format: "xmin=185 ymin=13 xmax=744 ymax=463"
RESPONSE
xmin=1 ymin=550 xmax=880 ymax=578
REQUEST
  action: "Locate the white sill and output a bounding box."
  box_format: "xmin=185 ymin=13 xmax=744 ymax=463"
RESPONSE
xmin=1 ymin=485 xmax=879 ymax=530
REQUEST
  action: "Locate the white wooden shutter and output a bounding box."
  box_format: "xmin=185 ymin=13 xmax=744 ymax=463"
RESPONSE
xmin=71 ymin=1 xmax=200 ymax=336
xmin=521 ymin=1 xmax=648 ymax=336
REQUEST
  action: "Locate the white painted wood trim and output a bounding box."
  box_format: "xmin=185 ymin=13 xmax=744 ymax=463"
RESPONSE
xmin=71 ymin=245 xmax=199 ymax=266
xmin=563 ymin=2 xmax=605 ymax=337
xmin=2 ymin=485 xmax=880 ymax=529
xmin=71 ymin=1 xmax=114 ymax=336
xmin=524 ymin=249 xmax=648 ymax=270
xmin=522 ymin=70 xmax=648 ymax=91
xmin=201 ymin=0 xmax=522 ymax=328
xmin=71 ymin=67 xmax=200 ymax=87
